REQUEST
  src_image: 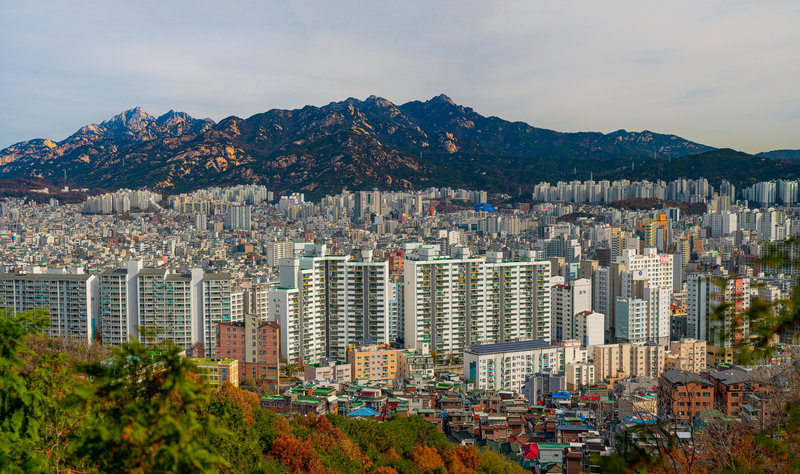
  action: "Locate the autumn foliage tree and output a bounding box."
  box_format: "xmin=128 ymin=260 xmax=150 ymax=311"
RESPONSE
xmin=270 ymin=433 xmax=325 ymax=473
xmin=412 ymin=445 xmax=446 ymax=472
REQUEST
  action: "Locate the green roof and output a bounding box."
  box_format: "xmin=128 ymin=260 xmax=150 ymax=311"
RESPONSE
xmin=296 ymin=397 xmax=321 ymax=404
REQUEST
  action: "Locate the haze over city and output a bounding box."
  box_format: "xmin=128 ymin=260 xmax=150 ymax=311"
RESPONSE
xmin=2 ymin=0 xmax=800 ymax=153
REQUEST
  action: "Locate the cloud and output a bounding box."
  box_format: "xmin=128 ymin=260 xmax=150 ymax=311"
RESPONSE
xmin=1 ymin=0 xmax=799 ymax=153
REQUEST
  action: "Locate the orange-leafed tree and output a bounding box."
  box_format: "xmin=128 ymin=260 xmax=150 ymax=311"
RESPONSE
xmin=411 ymin=444 xmax=445 ymax=472
xmin=270 ymin=433 xmax=325 ymax=473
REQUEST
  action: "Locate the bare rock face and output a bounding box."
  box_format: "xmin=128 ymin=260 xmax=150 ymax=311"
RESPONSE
xmin=0 ymin=95 xmax=718 ymax=197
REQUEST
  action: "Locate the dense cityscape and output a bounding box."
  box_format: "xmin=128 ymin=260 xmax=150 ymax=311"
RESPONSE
xmin=2 ymin=177 xmax=799 ymax=471
xmin=3 ymin=2 xmax=800 ymax=471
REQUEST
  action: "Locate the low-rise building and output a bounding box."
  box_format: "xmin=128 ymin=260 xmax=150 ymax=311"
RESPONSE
xmin=304 ymin=358 xmax=352 ymax=384
xmin=565 ymin=362 xmax=595 ymax=391
xmin=464 ymin=340 xmax=559 ymax=393
xmin=593 ymin=343 xmax=665 ymax=382
xmin=215 ymin=314 xmax=279 ymax=383
xmin=665 ymin=338 xmax=706 ymax=372
xmin=398 ymin=345 xmax=435 ymax=380
xmin=709 ymin=367 xmax=763 ymax=419
xmin=347 ymin=343 xmax=399 ymax=382
xmin=657 ymin=369 xmax=714 ymax=423
xmin=193 ymin=358 xmax=239 ymax=387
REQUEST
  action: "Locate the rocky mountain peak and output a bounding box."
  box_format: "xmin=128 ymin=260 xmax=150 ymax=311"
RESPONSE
xmin=430 ymin=94 xmax=455 ymax=105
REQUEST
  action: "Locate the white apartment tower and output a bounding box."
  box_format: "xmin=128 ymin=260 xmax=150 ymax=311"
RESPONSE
xmin=618 ymin=248 xmax=673 ymax=346
xmin=202 ymin=272 xmax=244 ymax=357
xmin=137 ymin=267 xmax=203 ymax=351
xmin=0 ymin=272 xmax=99 ymax=344
xmin=98 ymin=260 xmax=142 ymax=346
xmin=269 ymin=244 xmax=391 ymax=365
xmin=225 ymin=205 xmax=252 ymax=231
xmin=551 ymin=277 xmax=592 ymax=343
xmin=404 ymin=246 xmax=551 ymax=357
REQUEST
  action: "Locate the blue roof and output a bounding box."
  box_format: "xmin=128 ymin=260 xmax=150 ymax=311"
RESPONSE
xmin=468 ymin=339 xmax=552 ymax=355
xmin=347 ymin=406 xmax=378 ymax=418
xmin=622 ymin=415 xmax=656 ymax=425
xmin=551 ymin=391 xmax=571 ymax=399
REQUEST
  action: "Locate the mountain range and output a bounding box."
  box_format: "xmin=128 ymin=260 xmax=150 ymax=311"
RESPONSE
xmin=1 ymin=95 xmax=798 ymax=198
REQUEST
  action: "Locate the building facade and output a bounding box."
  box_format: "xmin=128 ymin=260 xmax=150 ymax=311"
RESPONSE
xmin=0 ymin=272 xmax=98 ymax=344
xmin=404 ymin=246 xmax=551 ymax=357
xmin=464 ymin=340 xmax=559 ymax=393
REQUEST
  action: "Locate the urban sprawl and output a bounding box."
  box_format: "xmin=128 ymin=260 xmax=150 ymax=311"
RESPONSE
xmin=2 ymin=177 xmax=799 ymax=471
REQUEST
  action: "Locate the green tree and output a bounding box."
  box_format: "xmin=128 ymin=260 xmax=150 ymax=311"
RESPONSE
xmin=280 ymin=363 xmax=299 ymax=379
xmin=0 ymin=308 xmax=50 ymax=472
xmin=71 ymin=338 xmax=227 ymax=473
xmin=27 ymin=353 xmax=93 ymax=473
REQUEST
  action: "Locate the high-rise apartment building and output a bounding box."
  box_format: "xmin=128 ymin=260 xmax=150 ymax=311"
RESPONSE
xmin=0 ymin=272 xmax=99 ymax=344
xmin=687 ymin=274 xmax=750 ymax=348
xmin=618 ymin=249 xmax=673 ymax=345
xmin=404 ymin=246 xmax=551 ymax=357
xmin=202 ymin=272 xmax=244 ymax=357
xmin=98 ymin=260 xmax=142 ymax=346
xmin=593 ymin=261 xmax=626 ymax=343
xmin=224 ymin=205 xmax=252 ymax=231
xmin=269 ymin=245 xmax=391 ymax=365
xmin=355 ymin=190 xmax=382 ymax=220
xmin=551 ymin=278 xmax=591 ymax=342
xmin=266 ymin=241 xmax=293 ymax=267
xmin=137 ymin=267 xmax=203 ymax=350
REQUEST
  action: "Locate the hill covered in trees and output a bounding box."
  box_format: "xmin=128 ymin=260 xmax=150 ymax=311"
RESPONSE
xmin=0 ymin=309 xmax=524 ymax=473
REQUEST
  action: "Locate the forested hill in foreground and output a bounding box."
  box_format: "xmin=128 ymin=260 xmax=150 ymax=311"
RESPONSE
xmin=0 ymin=308 xmax=526 ymax=473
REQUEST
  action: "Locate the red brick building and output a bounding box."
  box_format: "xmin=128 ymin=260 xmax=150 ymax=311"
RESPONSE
xmin=710 ymin=367 xmax=763 ymax=418
xmin=658 ymin=369 xmax=714 ymax=423
xmin=388 ymin=249 xmax=404 ymax=275
xmin=215 ymin=314 xmax=279 ymax=384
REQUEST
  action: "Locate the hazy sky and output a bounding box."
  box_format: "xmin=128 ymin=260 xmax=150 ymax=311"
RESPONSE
xmin=2 ymin=1 xmax=799 ymax=153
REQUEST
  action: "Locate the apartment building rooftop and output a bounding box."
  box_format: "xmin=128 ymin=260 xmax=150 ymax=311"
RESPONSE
xmin=467 ymin=339 xmax=552 ymax=355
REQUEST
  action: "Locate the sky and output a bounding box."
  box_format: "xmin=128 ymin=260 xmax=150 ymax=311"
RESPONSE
xmin=1 ymin=0 xmax=799 ymax=153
